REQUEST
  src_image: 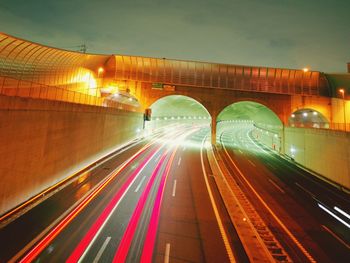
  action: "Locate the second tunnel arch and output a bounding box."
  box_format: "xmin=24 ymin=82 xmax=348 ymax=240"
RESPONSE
xmin=214 ymin=101 xmax=284 ymax=148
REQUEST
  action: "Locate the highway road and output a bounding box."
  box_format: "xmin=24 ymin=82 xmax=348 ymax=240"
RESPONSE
xmin=0 ymin=125 xmax=244 ymax=263
xmin=218 ymin=122 xmax=350 ymax=263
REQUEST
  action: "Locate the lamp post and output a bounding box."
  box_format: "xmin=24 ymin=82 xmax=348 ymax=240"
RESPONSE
xmin=339 ymin=88 xmax=346 ymax=131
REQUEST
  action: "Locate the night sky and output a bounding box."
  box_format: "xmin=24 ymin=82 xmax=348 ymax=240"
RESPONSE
xmin=0 ymin=0 xmax=349 ymax=73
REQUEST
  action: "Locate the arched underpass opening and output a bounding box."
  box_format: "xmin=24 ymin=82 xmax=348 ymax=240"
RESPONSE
xmin=216 ymin=101 xmax=283 ymax=153
xmin=145 ymin=95 xmax=211 ymax=144
xmin=288 ymin=108 xmax=329 ymax=129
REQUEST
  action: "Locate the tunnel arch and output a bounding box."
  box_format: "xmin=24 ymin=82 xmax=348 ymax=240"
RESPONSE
xmin=150 ymin=95 xmax=210 ymax=117
xmin=216 ymin=100 xmax=283 ymax=127
xmin=141 ymin=92 xmax=210 ymax=113
xmin=215 ymin=97 xmax=286 ymax=125
xmin=214 ymin=100 xmax=284 ymax=149
xmin=289 ymin=108 xmax=330 ymax=129
xmin=146 ymin=95 xmax=211 ymax=130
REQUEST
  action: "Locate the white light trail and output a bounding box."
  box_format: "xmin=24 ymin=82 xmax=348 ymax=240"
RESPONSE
xmin=318 ymin=203 xmax=350 ymax=229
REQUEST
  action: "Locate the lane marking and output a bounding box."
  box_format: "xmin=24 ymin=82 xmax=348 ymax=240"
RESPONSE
xmin=267 ymin=163 xmax=277 ymax=170
xmin=93 ymin=236 xmax=111 ymax=263
xmin=334 ymin=206 xmax=350 ymax=220
xmin=248 ymin=160 xmax=256 ymax=167
xmin=321 ymin=225 xmax=350 ymax=250
xmin=134 ymin=176 xmax=146 ymax=193
xmin=222 ymin=142 xmax=316 ymax=263
xmin=172 ymin=180 xmax=177 ymax=197
xmin=318 ymin=203 xmax=350 ymax=229
xmin=154 ymin=154 xmax=161 ymax=162
xmin=140 ymin=129 xmax=197 ymax=263
xmin=295 ymin=182 xmax=316 ymax=198
xmin=112 ymin=153 xmax=169 ymax=262
xmin=200 ymin=137 xmax=236 ymax=263
xmin=238 ymin=149 xmax=243 ymax=154
xmin=19 ymin=141 xmax=158 ymax=263
xmin=164 ymin=243 xmax=170 ymax=263
xmin=71 ymin=149 xmax=162 ymax=263
xmin=177 ymin=157 xmax=182 ymax=166
xmin=268 ymin=179 xmax=285 ymax=194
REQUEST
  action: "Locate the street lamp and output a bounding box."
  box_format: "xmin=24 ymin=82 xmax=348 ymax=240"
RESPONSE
xmin=97 ymin=67 xmax=104 ymax=78
xmin=339 ymin=88 xmax=346 ymax=131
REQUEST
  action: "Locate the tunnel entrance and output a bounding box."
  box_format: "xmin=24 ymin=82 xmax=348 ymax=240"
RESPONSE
xmin=216 ymin=101 xmax=283 ymax=152
xmin=145 ymin=95 xmax=211 ymax=134
xmin=288 ymin=108 xmax=329 ymax=129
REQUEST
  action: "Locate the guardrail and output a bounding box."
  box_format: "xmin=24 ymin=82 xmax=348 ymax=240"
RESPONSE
xmin=0 ymin=75 xmax=139 ymax=112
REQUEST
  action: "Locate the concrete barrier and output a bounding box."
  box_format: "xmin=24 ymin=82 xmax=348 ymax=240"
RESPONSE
xmin=284 ymin=127 xmax=350 ymax=189
xmin=0 ymin=95 xmax=143 ymax=215
xmin=253 ymin=125 xmax=350 ymax=190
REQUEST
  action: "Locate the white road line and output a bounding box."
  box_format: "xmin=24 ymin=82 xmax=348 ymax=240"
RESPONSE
xmin=201 ymin=137 xmax=236 ymax=262
xmin=222 ymin=143 xmax=316 ymax=262
xmin=268 ymin=179 xmax=285 ymax=194
xmin=295 ymin=182 xmax=316 ymax=198
xmin=77 ymin=149 xmax=161 ymax=262
xmin=164 ymin=243 xmax=171 ymax=263
xmin=177 ymin=157 xmax=182 ymax=166
xmin=172 ymin=180 xmax=177 ymax=197
xmin=134 ymin=176 xmax=146 ymax=192
xmin=155 ymin=155 xmax=161 ymax=162
xmin=93 ymin=236 xmax=111 ymax=263
xmin=321 ymin=225 xmax=350 ymax=249
xmin=248 ymin=160 xmax=256 ymax=167
xmin=238 ymin=149 xmax=243 ymax=154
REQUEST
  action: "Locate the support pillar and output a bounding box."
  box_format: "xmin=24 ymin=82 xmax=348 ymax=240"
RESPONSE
xmin=211 ymin=115 xmax=217 ymax=145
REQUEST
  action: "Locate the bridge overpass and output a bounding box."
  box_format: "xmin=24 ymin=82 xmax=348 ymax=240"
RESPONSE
xmin=0 ymin=33 xmax=349 ymax=262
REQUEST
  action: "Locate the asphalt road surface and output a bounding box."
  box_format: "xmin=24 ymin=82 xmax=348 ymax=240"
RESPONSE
xmin=0 ymin=125 xmax=243 ymax=263
xmin=218 ymin=123 xmax=350 ymax=263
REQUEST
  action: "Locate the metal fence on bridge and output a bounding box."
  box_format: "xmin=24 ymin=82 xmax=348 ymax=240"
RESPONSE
xmin=113 ymin=55 xmax=331 ymax=97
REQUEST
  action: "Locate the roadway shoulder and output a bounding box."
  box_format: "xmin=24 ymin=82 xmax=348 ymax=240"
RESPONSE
xmin=206 ymin=145 xmax=275 ymax=263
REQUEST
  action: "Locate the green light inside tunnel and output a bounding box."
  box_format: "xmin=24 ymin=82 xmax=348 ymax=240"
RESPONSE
xmin=147 ymin=95 xmax=211 ymax=125
xmin=217 ymin=101 xmax=283 ymax=129
xmin=145 ymin=95 xmax=211 ymax=147
xmin=217 ymin=101 xmax=283 ymax=152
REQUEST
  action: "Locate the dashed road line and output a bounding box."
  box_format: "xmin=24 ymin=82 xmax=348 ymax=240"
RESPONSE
xmin=134 ymin=176 xmax=146 ymax=193
xmin=93 ymin=236 xmax=111 ymax=263
xmin=223 ymin=144 xmax=316 ymax=262
xmin=295 ymin=182 xmax=316 ymax=198
xmin=164 ymin=243 xmax=171 ymax=263
xmin=177 ymin=157 xmax=182 ymax=166
xmin=172 ymin=180 xmax=177 ymax=197
xmin=247 ymin=160 xmax=256 ymax=167
xmin=268 ymin=179 xmax=285 ymax=194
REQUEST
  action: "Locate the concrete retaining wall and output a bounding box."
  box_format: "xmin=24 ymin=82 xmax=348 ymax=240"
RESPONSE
xmin=253 ymin=125 xmax=350 ymax=190
xmin=0 ymin=95 xmax=143 ymax=214
xmin=284 ymin=127 xmax=350 ymax=189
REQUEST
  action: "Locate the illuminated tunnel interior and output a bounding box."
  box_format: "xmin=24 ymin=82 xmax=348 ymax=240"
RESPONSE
xmin=217 ymin=101 xmax=283 ymax=151
xmin=146 ymin=95 xmax=211 ymax=131
xmin=288 ymin=108 xmax=329 ymax=129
